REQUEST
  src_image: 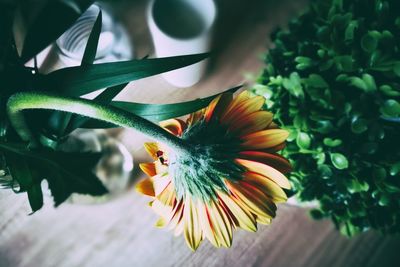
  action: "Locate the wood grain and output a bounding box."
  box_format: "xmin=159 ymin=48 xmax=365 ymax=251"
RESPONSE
xmin=1 ymin=1 xmax=400 ymax=267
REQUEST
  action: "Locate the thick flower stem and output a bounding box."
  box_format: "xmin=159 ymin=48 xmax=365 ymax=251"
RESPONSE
xmin=6 ymin=92 xmax=192 ymax=154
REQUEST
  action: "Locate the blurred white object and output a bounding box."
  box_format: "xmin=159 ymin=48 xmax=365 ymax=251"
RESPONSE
xmin=147 ymin=0 xmax=216 ymax=87
xmin=56 ymin=4 xmax=133 ymax=66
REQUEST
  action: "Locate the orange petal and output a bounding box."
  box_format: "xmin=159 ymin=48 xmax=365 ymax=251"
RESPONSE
xmin=220 ymin=91 xmax=251 ymax=122
xmin=243 ymin=171 xmax=287 ymax=203
xmin=160 ymin=119 xmax=186 ymax=136
xmin=144 ymin=142 xmax=161 ymax=160
xmin=236 ymin=159 xmax=291 ymax=189
xmin=139 ymin=162 xmax=157 ymax=177
xmin=229 ymin=110 xmax=273 ymax=136
xmin=135 ymin=178 xmax=155 ymax=196
xmin=204 ymin=94 xmax=222 ymax=123
xmin=241 ymin=129 xmax=289 ymax=149
xmin=224 ymin=95 xmax=265 ymax=124
xmin=261 ymin=142 xmax=286 ymax=153
xmin=239 ymin=151 xmax=292 ymax=173
xmin=187 ymin=109 xmax=205 ymax=125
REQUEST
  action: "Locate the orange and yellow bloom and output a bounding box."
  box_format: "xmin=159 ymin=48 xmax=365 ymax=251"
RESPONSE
xmin=136 ymin=91 xmax=291 ymax=250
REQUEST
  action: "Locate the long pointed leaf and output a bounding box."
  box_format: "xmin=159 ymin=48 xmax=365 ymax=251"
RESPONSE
xmin=81 ymin=10 xmax=102 ymax=65
xmin=35 ymin=53 xmax=210 ymax=96
xmin=81 ymin=86 xmax=241 ymax=128
xmin=21 ymin=0 xmax=94 ymax=62
xmin=49 ymin=10 xmax=102 ymax=137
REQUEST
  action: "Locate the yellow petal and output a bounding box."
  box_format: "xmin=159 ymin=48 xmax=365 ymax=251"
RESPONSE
xmin=243 ymin=172 xmax=287 ymax=203
xmin=144 ymin=142 xmax=161 ymax=160
xmin=160 ymin=119 xmax=186 ymax=136
xmin=239 ymin=151 xmax=292 ymax=173
xmin=156 ymin=181 xmax=175 ymax=206
xmin=236 ymin=159 xmax=291 ymax=189
xmin=183 ymin=197 xmax=202 ymax=251
xmin=155 ymin=217 xmax=167 ymax=228
xmin=256 ymin=216 xmax=272 ymax=225
xmin=135 ymin=178 xmax=155 ymax=196
xmin=197 ymin=202 xmax=220 ymax=247
xmin=241 ymin=129 xmax=289 ymax=149
xmin=230 ymin=111 xmax=273 ymax=136
xmin=168 ymin=200 xmax=184 ymax=230
xmin=218 ymin=192 xmax=257 ymax=232
xmin=227 ymin=181 xmax=276 ymax=219
xmin=208 ymin=201 xmax=233 ymax=248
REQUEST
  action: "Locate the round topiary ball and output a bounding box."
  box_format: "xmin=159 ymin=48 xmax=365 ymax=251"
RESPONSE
xmin=253 ymin=0 xmax=400 ymax=235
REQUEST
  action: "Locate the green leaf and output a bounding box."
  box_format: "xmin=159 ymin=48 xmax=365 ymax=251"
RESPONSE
xmin=307 ymin=74 xmax=329 ymax=88
xmin=335 ymin=56 xmax=354 ymax=72
xmin=361 ymin=74 xmax=377 ymax=91
xmin=380 ymin=99 xmax=400 ymax=117
xmin=81 ymin=86 xmax=241 ymax=128
xmin=0 ymin=142 xmax=107 ymax=211
xmin=351 ymin=117 xmax=368 ymax=134
xmin=81 ymin=10 xmax=102 ymax=66
xmin=27 ymin=183 xmax=44 ymax=213
xmin=348 ymin=76 xmax=367 ymax=91
xmin=330 ymin=153 xmax=349 ymax=170
xmin=21 ymin=0 xmax=94 ymax=62
xmin=36 ymin=53 xmax=209 ymax=96
xmin=345 ymin=20 xmax=358 ymax=41
xmin=390 ymin=162 xmax=400 ymax=176
xmin=394 ymin=62 xmax=400 ymax=77
xmin=296 ymin=132 xmax=311 ymax=149
xmin=347 ymin=179 xmax=369 ymax=193
xmin=323 ymin=138 xmax=342 ymax=147
xmin=361 ymin=33 xmax=378 ymax=53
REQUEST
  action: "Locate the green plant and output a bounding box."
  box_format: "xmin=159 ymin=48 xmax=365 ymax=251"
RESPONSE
xmin=0 ymin=0 xmax=233 ymax=212
xmin=253 ymin=0 xmax=400 ymax=235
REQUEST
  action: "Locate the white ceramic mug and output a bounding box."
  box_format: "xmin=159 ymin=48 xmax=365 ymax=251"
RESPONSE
xmin=147 ymin=0 xmax=216 ymax=87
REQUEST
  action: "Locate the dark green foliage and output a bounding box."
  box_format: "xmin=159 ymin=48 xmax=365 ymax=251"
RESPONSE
xmin=253 ymin=0 xmax=400 ymax=235
xmin=0 ymin=1 xmax=217 ymax=212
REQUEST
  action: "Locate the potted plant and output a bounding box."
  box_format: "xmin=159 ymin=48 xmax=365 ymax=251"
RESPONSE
xmin=253 ymin=0 xmax=400 ymax=235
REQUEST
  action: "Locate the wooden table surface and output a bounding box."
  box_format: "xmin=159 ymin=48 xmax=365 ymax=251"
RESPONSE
xmin=1 ymin=1 xmax=400 ymax=267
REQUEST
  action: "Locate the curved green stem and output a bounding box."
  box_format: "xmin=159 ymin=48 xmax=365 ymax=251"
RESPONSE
xmin=6 ymin=92 xmax=191 ymax=154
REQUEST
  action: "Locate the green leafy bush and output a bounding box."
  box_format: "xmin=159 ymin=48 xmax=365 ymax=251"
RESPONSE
xmin=253 ymin=0 xmax=400 ymax=235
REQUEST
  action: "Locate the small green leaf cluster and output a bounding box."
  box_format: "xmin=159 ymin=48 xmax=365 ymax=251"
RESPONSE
xmin=253 ymin=0 xmax=400 ymax=235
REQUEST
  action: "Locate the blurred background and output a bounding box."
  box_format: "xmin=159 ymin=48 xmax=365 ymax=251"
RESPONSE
xmin=1 ymin=0 xmax=400 ymax=266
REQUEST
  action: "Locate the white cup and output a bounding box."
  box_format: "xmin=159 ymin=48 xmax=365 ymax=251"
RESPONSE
xmin=147 ymin=0 xmax=216 ymax=87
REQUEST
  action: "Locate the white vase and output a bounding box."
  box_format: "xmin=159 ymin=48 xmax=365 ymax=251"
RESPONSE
xmin=147 ymin=0 xmax=217 ymax=87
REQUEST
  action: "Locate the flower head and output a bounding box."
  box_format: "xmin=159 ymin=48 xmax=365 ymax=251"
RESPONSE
xmin=136 ymin=91 xmax=291 ymax=250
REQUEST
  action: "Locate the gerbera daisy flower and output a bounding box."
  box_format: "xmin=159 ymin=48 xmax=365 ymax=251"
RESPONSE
xmin=136 ymin=90 xmax=291 ymax=250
